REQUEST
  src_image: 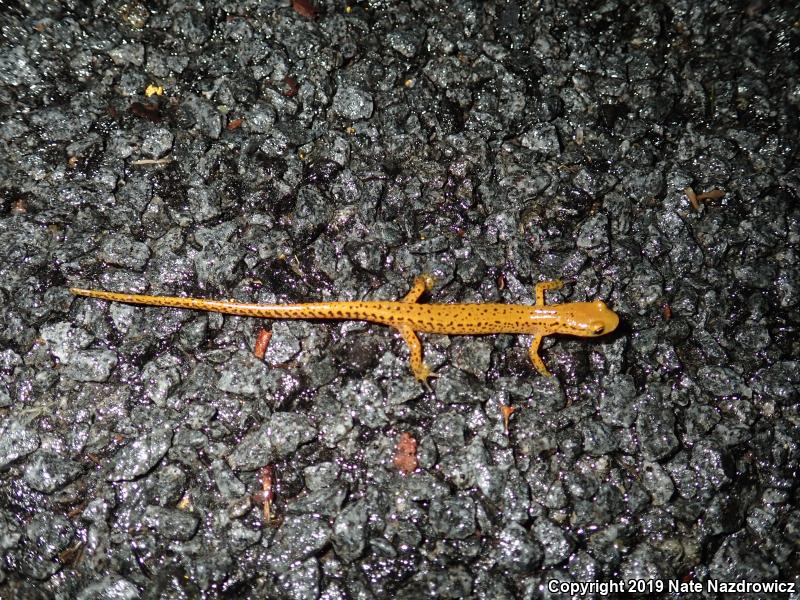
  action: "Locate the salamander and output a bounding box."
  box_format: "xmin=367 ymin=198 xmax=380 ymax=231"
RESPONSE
xmin=70 ymin=276 xmax=619 ymax=382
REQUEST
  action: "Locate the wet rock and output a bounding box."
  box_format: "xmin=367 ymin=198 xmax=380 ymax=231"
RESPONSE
xmin=708 ymin=531 xmax=779 ymax=581
xmin=776 ymin=265 xmax=799 ymax=307
xmin=181 ymin=94 xmax=222 ymax=139
xmin=268 ymin=411 xmax=317 ymax=457
xmin=428 ymin=495 xmax=476 ymax=540
xmin=140 ymin=353 xmax=183 ymax=404
xmin=287 ymin=485 xmax=347 ymax=517
xmin=520 ymin=123 xmax=560 ymax=155
xmin=263 ymin=321 xmax=302 ymax=365
xmin=108 ymin=427 xmax=174 ymax=481
xmin=449 ymin=339 xmax=492 ymax=379
xmin=534 ymin=518 xmax=574 ymax=567
xmin=641 ymin=462 xmax=675 ymax=506
xmin=399 ymin=566 xmax=473 ymax=599
xmin=0 ymin=45 xmax=41 ymax=86
xmin=109 ymin=42 xmax=145 ymax=66
xmin=267 ymin=514 xmax=331 ymax=569
xmin=77 ymin=576 xmax=140 ymax=600
xmin=217 ymin=350 xmax=295 ymax=397
xmin=29 ymin=107 xmax=84 ymax=141
xmin=340 ymin=379 xmax=386 ymax=428
xmin=151 ymin=464 xmax=187 ymax=506
xmin=400 ymin=472 xmax=450 ymax=502
xmin=683 ymin=403 xmax=721 ymax=444
xmin=493 ymin=522 xmax=543 ymax=572
xmin=622 ymin=168 xmax=664 ymax=201
xmin=227 ymin=520 xmax=261 ymax=553
xmin=226 ymin=412 xmax=315 ymax=471
xmin=345 ymin=240 xmax=384 ymax=273
xmin=567 ymin=550 xmax=601 ymax=586
xmin=184 ymin=547 xmax=234 ymax=592
xmin=750 ymin=361 xmax=800 ymax=404
xmin=0 ymin=384 xmax=11 ymax=408
xmin=696 ymin=366 xmax=746 ymax=397
xmin=387 ymin=30 xmax=424 ymax=58
xmin=733 ymin=323 xmax=771 ymax=353
xmin=316 ymin=403 xmax=354 ymax=448
xmin=244 ymin=104 xmax=276 ymax=133
xmin=142 ymin=505 xmax=199 ymax=541
xmin=194 ymin=241 xmax=243 ymax=287
xmin=626 ymin=270 xmax=664 ymax=313
xmin=500 ymin=469 xmax=530 ymax=524
xmin=0 ymin=419 xmax=39 ymax=468
xmin=576 ymin=213 xmax=610 ymax=253
xmin=424 ymin=55 xmax=468 ymax=90
xmin=291 ymin=186 xmax=334 ymax=244
xmin=431 ymin=412 xmax=466 ymax=451
xmin=435 ymin=370 xmax=489 ymax=404
xmin=225 ymin=426 xmax=274 ymax=472
xmin=212 ymin=459 xmax=246 ymax=499
xmin=598 ymin=374 xmax=637 ymax=427
xmin=619 ymin=543 xmax=669 ymax=581
xmin=61 ymin=349 xmax=118 ymax=383
xmin=303 ymin=462 xmax=341 ymax=491
xmin=39 ymin=322 xmax=93 ymax=363
xmin=98 ymin=235 xmax=151 ymax=270
xmin=580 ymin=420 xmax=619 ymax=457
xmin=385 ymin=373 xmax=424 ymax=406
xmin=26 ymin=512 xmax=74 ymax=560
xmin=40 ymin=321 xmax=116 ymax=382
xmin=783 ymin=510 xmax=800 ymax=545
xmin=0 ymin=511 xmax=22 ymax=552
xmin=331 ymin=87 xmax=373 ymax=120
xmin=636 ymin=405 xmax=679 ymax=461
xmin=689 ymin=441 xmax=732 ymax=493
xmin=141 ymin=127 xmax=174 ymax=158
xmin=332 ymin=499 xmax=368 ymax=561
xmin=23 ymin=452 xmax=83 ymax=494
xmin=276 ymin=557 xmax=320 ymax=600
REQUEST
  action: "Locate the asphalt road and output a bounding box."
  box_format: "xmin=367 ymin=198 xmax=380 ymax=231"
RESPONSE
xmin=1 ymin=1 xmax=798 ymax=598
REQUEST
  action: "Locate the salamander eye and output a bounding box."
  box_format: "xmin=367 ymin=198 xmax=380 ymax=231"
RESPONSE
xmin=590 ymin=321 xmax=605 ymax=334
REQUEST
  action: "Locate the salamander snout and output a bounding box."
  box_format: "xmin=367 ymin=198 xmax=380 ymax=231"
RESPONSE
xmin=591 ymin=300 xmax=619 ymax=336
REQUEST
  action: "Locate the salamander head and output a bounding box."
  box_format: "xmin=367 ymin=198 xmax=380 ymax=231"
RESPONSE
xmin=555 ymin=300 xmax=619 ymax=337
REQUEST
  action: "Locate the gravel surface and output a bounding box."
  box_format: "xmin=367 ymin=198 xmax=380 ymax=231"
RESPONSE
xmin=2 ymin=1 xmax=799 ymax=598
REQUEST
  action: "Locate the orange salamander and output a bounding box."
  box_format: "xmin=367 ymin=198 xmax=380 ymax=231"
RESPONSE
xmin=70 ymin=276 xmax=619 ymax=383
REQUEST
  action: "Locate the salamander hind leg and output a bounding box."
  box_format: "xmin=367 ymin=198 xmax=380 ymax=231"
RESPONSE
xmin=402 ymin=274 xmax=436 ymax=303
xmin=529 ymin=333 xmax=553 ymax=377
xmin=535 ymin=279 xmax=564 ymax=306
xmin=397 ymin=324 xmax=437 ymax=384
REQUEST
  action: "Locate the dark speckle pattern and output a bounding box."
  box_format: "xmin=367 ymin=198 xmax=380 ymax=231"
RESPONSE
xmin=69 ymin=286 xmax=619 ymax=379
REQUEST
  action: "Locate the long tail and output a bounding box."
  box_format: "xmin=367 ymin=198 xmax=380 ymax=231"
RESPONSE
xmin=68 ymin=288 xmax=348 ymax=319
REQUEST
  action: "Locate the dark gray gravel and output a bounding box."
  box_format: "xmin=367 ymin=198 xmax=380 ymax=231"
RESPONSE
xmin=2 ymin=0 xmax=800 ymax=598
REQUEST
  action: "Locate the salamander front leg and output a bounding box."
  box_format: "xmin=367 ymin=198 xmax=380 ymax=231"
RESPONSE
xmin=397 ymin=324 xmax=437 ymax=385
xmin=529 ymin=333 xmax=553 ymax=377
xmin=402 ymin=274 xmax=435 ymax=303
xmin=535 ymin=279 xmax=564 ymax=306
